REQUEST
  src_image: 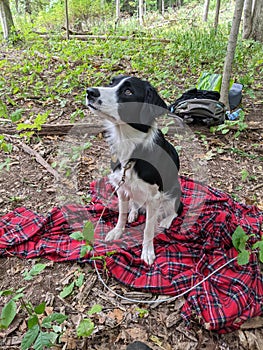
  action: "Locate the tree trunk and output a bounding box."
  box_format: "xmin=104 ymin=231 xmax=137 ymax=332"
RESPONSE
xmin=65 ymin=0 xmax=69 ymax=40
xmin=220 ymin=0 xmax=245 ymax=110
xmin=214 ymin=0 xmax=221 ymax=30
xmin=116 ymin=0 xmax=120 ymax=21
xmin=243 ymin=0 xmax=253 ymax=39
xmin=203 ymin=0 xmax=210 ymax=22
xmin=0 ymin=0 xmax=15 ymax=39
xmin=138 ymin=0 xmax=144 ymax=25
xmin=161 ymin=0 xmax=165 ymax=16
xmin=250 ymin=0 xmax=263 ymax=42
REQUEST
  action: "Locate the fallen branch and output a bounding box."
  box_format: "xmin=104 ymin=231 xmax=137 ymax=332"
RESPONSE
xmin=6 ymin=136 xmax=60 ymax=180
xmin=0 ymin=123 xmax=103 ymax=136
xmin=38 ymin=33 xmax=172 ymax=43
xmin=19 ymin=141 xmax=60 ymax=180
xmin=1 ymin=120 xmax=263 ymax=137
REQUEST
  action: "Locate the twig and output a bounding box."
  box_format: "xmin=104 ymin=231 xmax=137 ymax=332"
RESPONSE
xmin=34 ymin=50 xmax=65 ymax=63
xmin=7 ymin=136 xmax=60 ymax=180
xmin=18 ymin=141 xmax=60 ymax=180
xmin=252 ymin=183 xmax=263 ymax=192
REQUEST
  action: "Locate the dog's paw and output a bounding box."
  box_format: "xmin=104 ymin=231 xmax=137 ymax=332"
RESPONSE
xmin=105 ymin=227 xmax=123 ymax=241
xmin=141 ymin=243 xmax=155 ymax=265
xmin=128 ymin=208 xmax=138 ymax=223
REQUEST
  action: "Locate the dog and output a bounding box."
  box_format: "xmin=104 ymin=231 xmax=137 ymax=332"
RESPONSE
xmin=86 ymin=75 xmax=182 ymax=265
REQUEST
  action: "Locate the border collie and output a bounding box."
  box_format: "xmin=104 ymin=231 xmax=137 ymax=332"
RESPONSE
xmin=86 ymin=76 xmax=182 ymax=265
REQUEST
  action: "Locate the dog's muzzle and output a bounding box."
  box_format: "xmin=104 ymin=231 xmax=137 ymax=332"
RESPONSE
xmin=86 ymin=88 xmax=101 ymax=109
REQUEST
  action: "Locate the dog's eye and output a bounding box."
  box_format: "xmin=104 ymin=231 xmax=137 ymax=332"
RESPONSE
xmin=124 ymin=89 xmax=133 ymax=96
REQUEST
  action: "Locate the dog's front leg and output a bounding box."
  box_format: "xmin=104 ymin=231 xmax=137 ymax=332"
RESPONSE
xmin=105 ymin=189 xmax=129 ymax=241
xmin=141 ymin=200 xmax=158 ymax=265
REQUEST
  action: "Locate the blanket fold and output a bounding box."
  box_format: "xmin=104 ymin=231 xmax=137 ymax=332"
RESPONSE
xmin=0 ymin=176 xmax=262 ymax=333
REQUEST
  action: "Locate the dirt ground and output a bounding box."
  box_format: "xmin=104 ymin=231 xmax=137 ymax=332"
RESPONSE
xmin=0 ymin=48 xmax=263 ymax=350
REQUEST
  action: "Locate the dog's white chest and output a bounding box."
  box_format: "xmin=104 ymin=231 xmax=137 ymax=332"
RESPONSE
xmin=109 ymin=164 xmax=160 ymax=207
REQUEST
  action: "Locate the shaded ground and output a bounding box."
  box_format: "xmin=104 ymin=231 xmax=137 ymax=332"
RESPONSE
xmin=0 ymin=47 xmax=263 ymax=350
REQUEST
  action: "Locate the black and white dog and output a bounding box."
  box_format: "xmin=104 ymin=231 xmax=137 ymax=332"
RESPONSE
xmin=86 ymin=76 xmax=182 ymax=265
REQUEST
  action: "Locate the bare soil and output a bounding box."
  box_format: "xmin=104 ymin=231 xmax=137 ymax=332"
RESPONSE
xmin=0 ymin=47 xmax=263 ymax=350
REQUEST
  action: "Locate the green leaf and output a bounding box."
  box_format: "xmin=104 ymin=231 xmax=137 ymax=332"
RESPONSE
xmin=136 ymin=307 xmax=149 ymax=318
xmin=80 ymin=244 xmax=92 ymax=258
xmin=23 ymin=263 xmax=47 ymax=281
xmin=232 ymin=226 xmax=248 ymax=252
xmin=77 ymin=318 xmax=95 ymax=337
xmin=0 ymin=299 xmax=16 ymax=329
xmin=12 ymin=292 xmax=25 ymax=301
xmin=221 ymin=128 xmax=230 ymax=134
xmin=34 ymin=302 xmax=46 ymax=315
xmin=237 ymin=250 xmax=250 ymax=265
xmin=42 ymin=313 xmax=67 ymax=328
xmin=82 ymin=221 xmax=94 ymax=243
xmin=252 ymin=239 xmax=263 ymax=263
xmin=241 ymin=169 xmax=249 ymax=182
xmin=0 ymin=289 xmax=14 ymax=297
xmin=252 ymin=239 xmax=263 ymax=250
xmin=88 ymin=304 xmax=102 ymax=315
xmin=21 ymin=325 xmax=40 ymax=350
xmin=70 ymin=231 xmax=84 ymax=241
xmin=59 ymin=282 xmax=75 ymax=299
xmin=28 ymin=315 xmax=39 ymax=329
xmin=52 ymin=324 xmax=62 ymax=333
xmin=10 ymin=108 xmax=23 ymax=122
xmin=32 ymin=331 xmax=53 ymax=350
xmin=75 ymin=272 xmax=85 ymax=288
xmin=161 ymin=126 xmax=169 ymax=135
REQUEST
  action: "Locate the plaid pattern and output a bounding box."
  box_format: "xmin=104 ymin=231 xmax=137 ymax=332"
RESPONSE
xmin=0 ymin=176 xmax=262 ymax=333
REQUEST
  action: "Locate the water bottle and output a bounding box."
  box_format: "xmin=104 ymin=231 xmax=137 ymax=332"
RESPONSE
xmin=227 ymin=108 xmax=242 ymax=121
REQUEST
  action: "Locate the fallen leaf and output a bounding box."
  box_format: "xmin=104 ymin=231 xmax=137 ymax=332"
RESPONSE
xmin=126 ymin=327 xmax=148 ymax=342
xmin=45 ymin=306 xmax=54 ymax=316
xmin=107 ymin=308 xmax=124 ymax=323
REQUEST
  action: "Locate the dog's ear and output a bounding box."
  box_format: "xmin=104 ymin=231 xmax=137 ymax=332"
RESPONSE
xmin=140 ymin=82 xmax=167 ymax=126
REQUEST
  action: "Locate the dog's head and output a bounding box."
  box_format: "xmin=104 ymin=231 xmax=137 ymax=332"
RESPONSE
xmin=86 ymin=76 xmax=167 ymax=128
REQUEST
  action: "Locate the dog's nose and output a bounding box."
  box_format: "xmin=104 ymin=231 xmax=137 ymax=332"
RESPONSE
xmin=86 ymin=88 xmax=100 ymax=102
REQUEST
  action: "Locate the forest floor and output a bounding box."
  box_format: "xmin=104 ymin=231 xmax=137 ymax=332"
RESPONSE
xmin=0 ymin=46 xmax=263 ymax=350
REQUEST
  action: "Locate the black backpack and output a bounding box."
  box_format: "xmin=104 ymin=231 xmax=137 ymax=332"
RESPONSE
xmin=169 ymin=88 xmax=227 ymax=126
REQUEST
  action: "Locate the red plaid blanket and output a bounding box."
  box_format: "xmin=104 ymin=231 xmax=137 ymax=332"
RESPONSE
xmin=0 ymin=176 xmax=262 ymax=333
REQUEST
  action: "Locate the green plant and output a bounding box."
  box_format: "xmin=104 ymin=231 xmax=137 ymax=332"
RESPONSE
xmin=161 ymin=119 xmax=175 ymax=135
xmin=69 ymin=221 xmax=116 ymax=268
xmin=22 ymin=263 xmax=48 ymax=281
xmin=77 ymin=304 xmax=103 ymax=337
xmin=16 ymin=111 xmax=50 ymax=139
xmin=70 ymin=220 xmax=94 ymax=258
xmin=0 ymin=287 xmax=25 ymax=330
xmin=210 ymin=110 xmax=248 ymax=138
xmin=135 ymin=307 xmax=149 ymax=318
xmin=240 ymin=169 xmax=256 ymax=182
xmin=59 ymin=270 xmax=85 ymax=298
xmin=21 ymin=302 xmax=67 ymax=350
xmin=0 ymin=287 xmax=67 ymax=350
xmin=0 ymin=158 xmax=11 ymax=171
xmin=0 ymin=135 xmax=12 ymax=153
xmin=232 ymin=226 xmax=263 ymax=265
xmin=54 ymin=141 xmax=92 ymax=178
